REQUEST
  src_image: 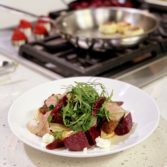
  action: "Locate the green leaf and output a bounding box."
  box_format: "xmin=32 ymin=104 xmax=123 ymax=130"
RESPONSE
xmin=47 ymin=115 xmax=52 ymax=123
xmin=61 ymin=82 xmax=112 ymax=132
xmin=52 ymin=131 xmax=64 ymax=140
xmin=48 ymin=104 xmax=54 ymax=111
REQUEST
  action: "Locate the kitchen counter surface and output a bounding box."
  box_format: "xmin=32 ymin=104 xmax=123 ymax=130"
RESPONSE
xmin=0 ymin=53 xmax=167 ymax=167
xmin=0 ymin=1 xmax=167 ymax=166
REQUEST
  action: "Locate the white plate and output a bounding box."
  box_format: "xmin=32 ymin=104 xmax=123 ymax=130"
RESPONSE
xmin=145 ymin=0 xmax=167 ymax=7
xmin=8 ymin=77 xmax=160 ymax=158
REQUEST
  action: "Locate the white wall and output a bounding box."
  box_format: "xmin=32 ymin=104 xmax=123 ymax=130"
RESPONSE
xmin=0 ymin=0 xmax=67 ymax=29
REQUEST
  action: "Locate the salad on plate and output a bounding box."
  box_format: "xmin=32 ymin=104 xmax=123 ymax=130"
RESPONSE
xmin=27 ymin=82 xmax=133 ymax=151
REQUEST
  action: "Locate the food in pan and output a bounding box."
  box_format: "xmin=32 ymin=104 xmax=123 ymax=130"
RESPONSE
xmin=99 ymin=21 xmax=144 ymax=37
xmin=27 ymin=82 xmax=133 ymax=151
xmin=99 ymin=22 xmax=117 ymax=34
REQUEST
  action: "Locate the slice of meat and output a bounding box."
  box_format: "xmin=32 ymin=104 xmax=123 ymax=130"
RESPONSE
xmin=92 ymin=97 xmax=106 ymax=116
xmin=105 ymin=102 xmax=126 ymax=121
xmin=46 ymin=139 xmax=64 ymax=150
xmin=45 ymin=94 xmax=62 ymax=108
xmin=64 ymin=132 xmax=90 ymax=151
xmin=101 ymin=101 xmax=127 ymax=134
xmin=114 ymin=112 xmax=133 ymax=135
xmin=39 ymin=104 xmax=48 ymax=114
xmin=27 ymin=111 xmax=50 ymax=137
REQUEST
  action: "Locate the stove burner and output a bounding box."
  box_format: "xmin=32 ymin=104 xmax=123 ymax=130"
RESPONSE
xmin=19 ymin=8 xmax=167 ymax=77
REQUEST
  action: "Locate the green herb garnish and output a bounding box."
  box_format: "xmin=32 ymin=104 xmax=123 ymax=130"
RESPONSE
xmin=53 ymin=131 xmax=64 ymax=140
xmin=47 ymin=115 xmax=53 ymax=123
xmin=62 ymin=82 xmax=111 ymax=132
xmin=48 ymin=104 xmax=54 ymax=111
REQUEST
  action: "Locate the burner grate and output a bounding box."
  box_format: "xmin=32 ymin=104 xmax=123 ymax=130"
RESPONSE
xmin=19 ymin=8 xmax=167 ymax=77
xmin=19 ymin=33 xmax=166 ymax=77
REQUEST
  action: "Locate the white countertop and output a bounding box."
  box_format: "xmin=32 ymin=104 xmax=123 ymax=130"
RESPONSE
xmin=0 ymin=0 xmax=66 ymax=29
xmin=1 ymin=1 xmax=167 ymax=166
xmin=0 ymin=53 xmax=167 ymax=167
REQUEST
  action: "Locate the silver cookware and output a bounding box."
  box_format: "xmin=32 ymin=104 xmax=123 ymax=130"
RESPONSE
xmin=56 ymin=7 xmax=159 ymax=50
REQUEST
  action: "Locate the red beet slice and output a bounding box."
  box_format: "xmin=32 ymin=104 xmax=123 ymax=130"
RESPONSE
xmin=92 ymin=97 xmax=106 ymax=116
xmin=64 ymin=132 xmax=90 ymax=151
xmin=85 ymin=126 xmax=100 ymax=145
xmin=50 ymin=95 xmax=67 ymax=116
xmin=46 ymin=139 xmax=64 ymax=150
xmin=51 ymin=112 xmax=64 ymax=124
xmin=49 ymin=95 xmax=67 ymax=123
xmin=114 ymin=112 xmax=133 ymax=135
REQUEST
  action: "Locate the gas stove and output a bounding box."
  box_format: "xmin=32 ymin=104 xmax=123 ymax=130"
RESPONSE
xmin=19 ymin=31 xmax=167 ymax=76
xmin=1 ymin=6 xmax=167 ymax=87
xmin=16 ymin=7 xmax=167 ymax=87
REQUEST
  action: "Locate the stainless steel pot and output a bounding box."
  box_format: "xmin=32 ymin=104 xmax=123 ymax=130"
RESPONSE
xmin=56 ymin=7 xmax=159 ymax=50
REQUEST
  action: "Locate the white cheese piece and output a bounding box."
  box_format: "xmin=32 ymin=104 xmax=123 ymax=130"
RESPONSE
xmin=42 ymin=133 xmax=54 ymax=144
xmin=95 ymin=137 xmax=112 ymax=149
xmin=83 ymin=147 xmax=88 ymax=153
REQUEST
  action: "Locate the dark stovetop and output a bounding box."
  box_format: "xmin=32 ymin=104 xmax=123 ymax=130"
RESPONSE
xmin=19 ymin=8 xmax=167 ymax=78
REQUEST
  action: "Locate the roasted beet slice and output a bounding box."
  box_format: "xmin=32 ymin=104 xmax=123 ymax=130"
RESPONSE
xmin=92 ymin=97 xmax=106 ymax=116
xmin=51 ymin=112 xmax=64 ymax=124
xmin=49 ymin=95 xmax=67 ymax=122
xmin=114 ymin=112 xmax=133 ymax=135
xmin=50 ymin=95 xmax=67 ymax=116
xmin=86 ymin=126 xmax=100 ymax=145
xmin=64 ymin=132 xmax=90 ymax=151
xmin=46 ymin=139 xmax=64 ymax=150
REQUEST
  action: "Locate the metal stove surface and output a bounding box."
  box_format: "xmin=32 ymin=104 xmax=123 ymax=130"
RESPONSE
xmin=0 ymin=8 xmax=167 ymax=88
xmin=0 ymin=28 xmax=167 ymax=88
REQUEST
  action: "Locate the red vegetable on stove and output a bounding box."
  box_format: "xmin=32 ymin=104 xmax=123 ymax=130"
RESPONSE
xmin=12 ymin=29 xmax=27 ymax=41
xmin=18 ymin=19 xmax=32 ymax=29
xmin=33 ymin=24 xmax=48 ymax=35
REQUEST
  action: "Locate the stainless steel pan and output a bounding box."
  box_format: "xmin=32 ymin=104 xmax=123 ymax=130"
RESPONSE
xmin=56 ymin=7 xmax=159 ymax=50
